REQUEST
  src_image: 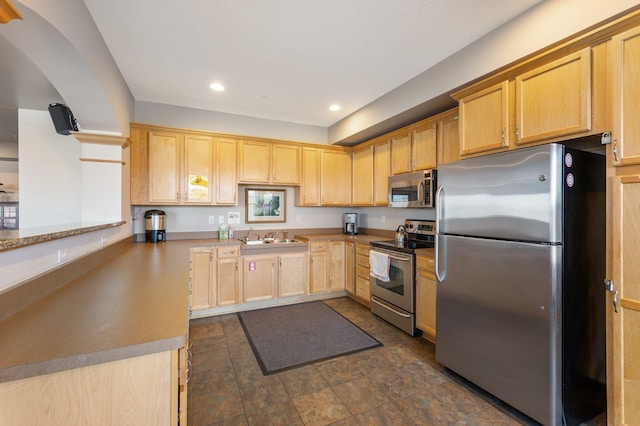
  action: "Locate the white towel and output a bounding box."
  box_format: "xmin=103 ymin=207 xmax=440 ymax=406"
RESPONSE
xmin=369 ymin=251 xmax=390 ymax=282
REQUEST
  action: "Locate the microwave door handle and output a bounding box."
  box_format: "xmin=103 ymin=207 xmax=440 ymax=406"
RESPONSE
xmin=417 ymin=179 xmax=425 ymax=205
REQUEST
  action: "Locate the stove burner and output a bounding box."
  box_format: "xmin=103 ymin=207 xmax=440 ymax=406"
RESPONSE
xmin=370 ymin=238 xmax=433 ymax=253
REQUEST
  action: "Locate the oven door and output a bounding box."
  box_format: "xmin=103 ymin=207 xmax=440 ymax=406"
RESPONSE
xmin=369 ymin=247 xmax=414 ymax=313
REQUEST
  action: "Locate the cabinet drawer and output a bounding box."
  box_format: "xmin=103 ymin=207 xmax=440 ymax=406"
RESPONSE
xmin=309 ymin=241 xmax=328 ymax=251
xmin=416 ymin=255 xmax=434 ymax=272
xmin=356 ymin=253 xmax=369 ymax=268
xmin=356 ymin=264 xmax=370 ymax=279
xmin=218 ymin=245 xmax=240 ymax=257
xmin=355 ymin=243 xmax=370 ymax=256
xmin=355 ymin=276 xmax=371 ymax=300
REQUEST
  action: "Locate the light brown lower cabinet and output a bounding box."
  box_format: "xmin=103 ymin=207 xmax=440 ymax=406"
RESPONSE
xmin=416 ymin=254 xmax=436 ymax=342
xmin=329 ymin=241 xmax=346 ymax=291
xmin=242 ymin=254 xmax=277 ymax=302
xmin=0 ymin=350 xmax=182 ymax=426
xmin=345 ymin=241 xmax=355 ymax=294
xmin=354 ymin=242 xmax=371 ymax=306
xmin=190 ymin=247 xmax=215 ymax=310
xmin=309 ymin=241 xmax=329 ymax=294
xmin=278 ymin=252 xmax=308 ymax=297
xmin=217 ymin=245 xmax=241 ymax=305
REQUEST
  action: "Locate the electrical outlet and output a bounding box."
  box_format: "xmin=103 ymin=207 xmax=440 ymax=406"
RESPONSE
xmin=218 ymin=215 xmax=225 ymax=224
xmin=57 ymin=249 xmax=68 ymax=263
xmin=101 ymin=236 xmax=107 ymax=246
xmin=381 ymin=216 xmax=386 ymax=223
xmin=296 ymin=214 xmax=302 ymax=223
xmin=208 ymin=216 xmax=215 ymax=224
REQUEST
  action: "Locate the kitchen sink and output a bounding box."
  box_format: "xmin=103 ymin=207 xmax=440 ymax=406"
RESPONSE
xmin=242 ymin=239 xmax=267 ymax=245
xmin=240 ymin=238 xmax=300 ymax=245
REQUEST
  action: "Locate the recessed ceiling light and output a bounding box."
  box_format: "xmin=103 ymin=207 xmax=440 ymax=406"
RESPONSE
xmin=210 ymin=82 xmax=225 ymax=91
xmin=329 ymin=104 xmax=341 ymax=111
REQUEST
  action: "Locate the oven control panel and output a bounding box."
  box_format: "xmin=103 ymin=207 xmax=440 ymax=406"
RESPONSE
xmin=404 ymin=219 xmax=435 ymax=236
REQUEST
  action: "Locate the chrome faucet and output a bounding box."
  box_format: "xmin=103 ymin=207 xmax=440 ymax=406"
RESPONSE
xmin=246 ymin=227 xmax=254 ymax=241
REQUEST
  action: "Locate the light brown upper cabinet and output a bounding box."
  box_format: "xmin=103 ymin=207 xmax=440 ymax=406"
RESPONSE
xmin=610 ymin=26 xmax=640 ymax=166
xmin=238 ymin=140 xmax=300 ymax=185
xmin=390 ymin=121 xmax=437 ymax=175
xmin=215 ymin=138 xmax=238 ymax=205
xmin=373 ymin=139 xmax=391 ymax=205
xmin=457 ymin=80 xmax=511 ymax=156
xmin=436 ymin=108 xmax=460 ymax=166
xmin=145 ymin=130 xmax=214 ymax=204
xmin=321 ymin=149 xmax=352 ymax=205
xmin=295 ymin=146 xmax=321 ymax=206
xmin=455 ymin=46 xmax=606 ymax=158
xmin=352 ymin=144 xmax=374 ymax=206
xmin=515 ymin=48 xmax=592 ymax=146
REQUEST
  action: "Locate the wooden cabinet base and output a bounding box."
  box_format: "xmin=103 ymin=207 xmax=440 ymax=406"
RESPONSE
xmin=0 ymin=351 xmax=177 ymax=426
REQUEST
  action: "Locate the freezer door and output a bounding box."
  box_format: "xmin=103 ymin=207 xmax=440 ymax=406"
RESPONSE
xmin=436 ymin=234 xmax=562 ymax=426
xmin=437 ymin=143 xmax=563 ymax=243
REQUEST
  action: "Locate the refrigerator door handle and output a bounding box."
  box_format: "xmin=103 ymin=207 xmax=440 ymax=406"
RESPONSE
xmin=435 ymin=184 xmax=446 ymax=283
xmin=435 ymin=234 xmax=446 ymax=283
xmin=435 ymin=184 xmax=444 ymax=234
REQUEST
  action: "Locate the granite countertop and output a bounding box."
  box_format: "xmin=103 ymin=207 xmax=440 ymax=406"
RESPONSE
xmin=0 ymin=239 xmax=193 ymax=384
xmin=295 ymin=233 xmax=389 ymax=243
xmin=0 ymin=221 xmax=126 ymax=251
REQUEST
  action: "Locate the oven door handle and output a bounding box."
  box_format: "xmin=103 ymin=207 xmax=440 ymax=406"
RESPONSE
xmin=387 ymin=253 xmax=411 ymax=262
xmin=371 ymin=297 xmax=411 ymax=318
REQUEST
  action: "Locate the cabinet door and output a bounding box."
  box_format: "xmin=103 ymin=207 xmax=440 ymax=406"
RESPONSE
xmin=184 ymin=134 xmax=214 ymax=204
xmin=390 ymin=131 xmax=412 ymax=175
xmin=238 ymin=140 xmax=271 ymax=183
xmin=411 ymin=122 xmax=437 ymax=171
xmin=243 ymin=255 xmax=276 ymax=302
xmin=608 ymin=175 xmax=640 ymax=425
xmin=309 ymin=250 xmax=328 ymax=294
xmin=321 ymin=150 xmax=352 ymax=205
xmin=515 ymin=48 xmax=592 ymax=146
xmin=352 ymin=145 xmax=374 ymax=206
xmin=458 ymin=80 xmax=510 ymax=156
xmin=610 ymin=26 xmax=640 ymax=166
xmin=345 ymin=241 xmax=355 ymax=294
xmin=437 ymin=109 xmax=460 ymax=165
xmin=297 ymin=147 xmax=321 ymax=206
xmin=216 ymin=138 xmax=238 ymax=205
xmin=373 ymin=140 xmax=390 ymax=206
xmin=272 ymin=144 xmax=301 ymax=184
xmin=190 ymin=247 xmax=215 ymax=310
xmin=329 ymin=241 xmax=346 ymax=291
xmin=279 ymin=252 xmax=308 ymax=297
xmin=217 ymin=257 xmax=240 ymax=306
xmin=416 ymin=270 xmax=436 ymax=343
xmin=148 ymin=131 xmax=182 ymax=203
xmin=130 ymin=126 xmax=150 ymax=204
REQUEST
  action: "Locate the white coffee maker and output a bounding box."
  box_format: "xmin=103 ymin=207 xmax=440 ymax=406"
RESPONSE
xmin=343 ymin=213 xmax=358 ymax=235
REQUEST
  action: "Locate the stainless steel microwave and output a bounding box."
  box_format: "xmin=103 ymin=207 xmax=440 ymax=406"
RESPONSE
xmin=388 ymin=170 xmax=437 ymax=208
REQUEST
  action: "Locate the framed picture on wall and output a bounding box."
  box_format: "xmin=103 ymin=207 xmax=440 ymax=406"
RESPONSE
xmin=245 ymin=188 xmax=286 ymax=223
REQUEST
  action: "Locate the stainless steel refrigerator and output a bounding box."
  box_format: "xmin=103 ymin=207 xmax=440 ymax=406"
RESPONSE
xmin=435 ymin=143 xmax=606 ymax=426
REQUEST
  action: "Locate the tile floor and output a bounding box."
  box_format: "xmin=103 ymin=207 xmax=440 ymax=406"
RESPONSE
xmin=187 ymin=297 xmax=606 ymax=426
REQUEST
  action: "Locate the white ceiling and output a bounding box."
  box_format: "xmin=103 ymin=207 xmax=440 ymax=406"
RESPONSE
xmin=82 ymin=0 xmax=543 ymax=128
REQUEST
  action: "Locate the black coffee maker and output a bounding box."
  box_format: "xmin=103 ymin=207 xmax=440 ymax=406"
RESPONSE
xmin=144 ymin=210 xmax=166 ymax=242
xmin=343 ymin=212 xmax=358 ymax=235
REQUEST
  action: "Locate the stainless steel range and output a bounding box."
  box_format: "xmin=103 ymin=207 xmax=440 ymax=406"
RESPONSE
xmin=369 ymin=219 xmax=435 ymax=336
